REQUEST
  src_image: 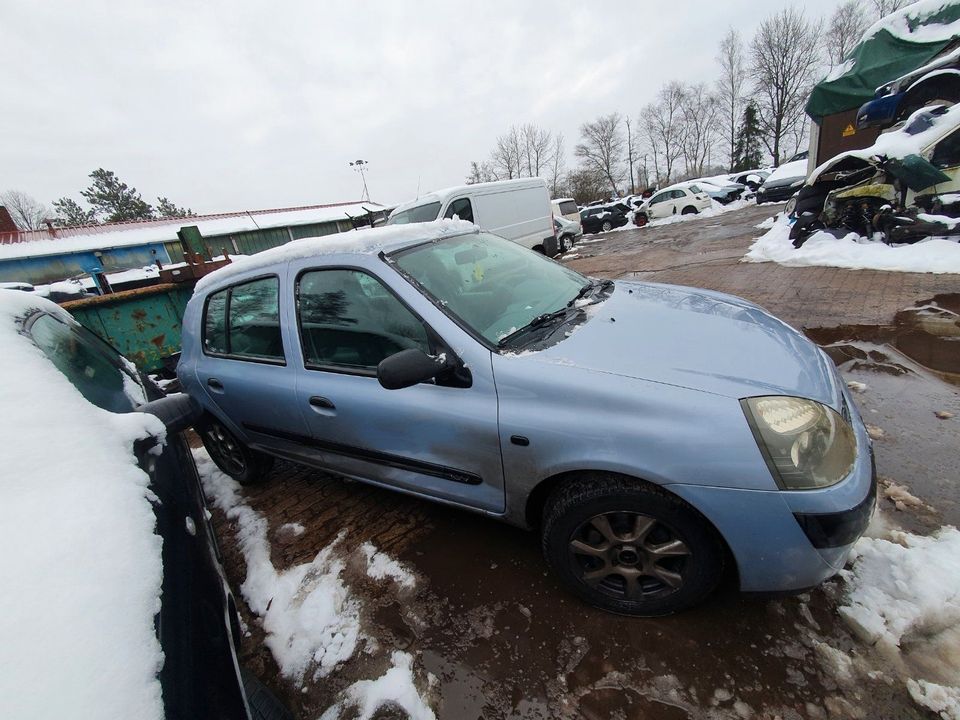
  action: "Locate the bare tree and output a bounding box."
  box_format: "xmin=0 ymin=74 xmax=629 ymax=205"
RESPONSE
xmin=716 ymin=29 xmax=748 ymax=172
xmin=565 ymin=168 xmax=609 ymax=205
xmin=491 ymin=126 xmax=523 ymax=179
xmin=750 ymin=7 xmax=824 ymax=165
xmin=680 ymin=83 xmax=719 ymax=177
xmin=575 ymin=113 xmax=626 ymax=196
xmin=640 ymin=82 xmax=686 ymax=184
xmin=466 ymin=160 xmax=497 ymax=184
xmin=625 ymin=116 xmax=637 ymax=195
xmin=825 ymin=0 xmax=868 ymax=65
xmin=521 ymin=124 xmax=553 ymax=177
xmin=870 ymin=0 xmax=909 ymax=18
xmin=1 ymin=190 xmax=51 ymax=230
xmin=548 ymin=133 xmax=566 ymax=196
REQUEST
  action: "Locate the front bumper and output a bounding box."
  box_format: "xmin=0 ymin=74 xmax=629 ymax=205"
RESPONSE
xmin=668 ymin=416 xmax=876 ymax=594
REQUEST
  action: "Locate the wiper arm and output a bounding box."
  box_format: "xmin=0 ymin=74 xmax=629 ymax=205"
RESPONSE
xmin=566 ymin=278 xmax=612 ymax=307
xmin=497 ymin=308 xmax=572 ymax=348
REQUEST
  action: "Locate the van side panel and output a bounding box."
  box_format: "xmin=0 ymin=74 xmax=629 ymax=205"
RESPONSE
xmin=472 ymin=185 xmax=552 ymax=251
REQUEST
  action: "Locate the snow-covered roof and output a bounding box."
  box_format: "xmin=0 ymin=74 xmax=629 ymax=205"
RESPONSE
xmin=195 ymin=219 xmax=477 ymax=292
xmin=0 ymin=288 xmax=167 ymax=719
xmin=0 ymin=202 xmax=385 ymax=261
xmin=390 ymin=178 xmax=547 ymax=216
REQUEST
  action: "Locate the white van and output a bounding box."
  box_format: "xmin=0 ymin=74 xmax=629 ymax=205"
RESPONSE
xmin=388 ymin=178 xmax=558 ymax=256
xmin=551 ymin=197 xmax=582 ymax=232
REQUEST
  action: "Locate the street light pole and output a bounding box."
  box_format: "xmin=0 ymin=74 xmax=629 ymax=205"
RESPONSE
xmin=349 ymin=160 xmax=371 ymax=202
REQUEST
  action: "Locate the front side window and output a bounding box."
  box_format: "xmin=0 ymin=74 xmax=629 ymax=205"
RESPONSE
xmin=202 ymin=277 xmax=284 ymax=362
xmin=297 ymin=269 xmax=431 ymax=371
xmin=388 ymin=202 xmax=442 ymax=225
xmin=443 ymin=198 xmax=474 ymax=222
xmin=30 ymin=313 xmax=145 ymax=413
xmin=649 ymin=192 xmax=666 ymax=205
xmin=932 ymin=129 xmax=960 ymax=168
xmin=391 ymin=232 xmax=590 ymax=345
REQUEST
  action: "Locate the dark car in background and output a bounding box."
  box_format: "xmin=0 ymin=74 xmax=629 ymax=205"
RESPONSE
xmin=580 ymin=202 xmax=630 ymax=234
xmin=4 ymin=292 xmax=290 ymax=720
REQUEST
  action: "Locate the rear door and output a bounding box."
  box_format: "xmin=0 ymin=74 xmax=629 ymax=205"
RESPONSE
xmin=288 ymin=258 xmax=505 ymax=513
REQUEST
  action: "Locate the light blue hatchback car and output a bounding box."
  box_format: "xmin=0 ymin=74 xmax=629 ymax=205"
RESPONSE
xmin=179 ymin=220 xmax=875 ymax=615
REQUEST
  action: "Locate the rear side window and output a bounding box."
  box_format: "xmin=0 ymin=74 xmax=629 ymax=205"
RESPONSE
xmin=388 ymin=202 xmax=441 ymax=225
xmin=202 ymin=276 xmax=284 ymax=362
xmin=443 ymin=198 xmax=474 ymax=222
xmin=297 ymin=269 xmax=430 ymax=372
xmin=932 ymin=129 xmax=960 ymax=168
xmin=558 ymin=200 xmax=578 ymax=215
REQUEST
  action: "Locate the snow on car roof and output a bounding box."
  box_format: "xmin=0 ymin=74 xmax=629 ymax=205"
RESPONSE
xmin=0 ymin=288 xmax=167 ymax=720
xmin=195 ymin=219 xmax=477 ymax=293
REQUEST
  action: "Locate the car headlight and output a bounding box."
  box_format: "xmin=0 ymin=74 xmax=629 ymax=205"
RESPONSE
xmin=741 ymin=396 xmax=857 ymax=490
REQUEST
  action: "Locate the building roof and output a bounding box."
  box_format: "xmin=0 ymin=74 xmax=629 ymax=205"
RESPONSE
xmin=0 ymin=201 xmax=385 ymax=260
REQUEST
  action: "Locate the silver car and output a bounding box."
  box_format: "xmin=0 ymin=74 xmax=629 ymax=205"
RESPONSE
xmin=179 ymin=222 xmax=875 ymax=616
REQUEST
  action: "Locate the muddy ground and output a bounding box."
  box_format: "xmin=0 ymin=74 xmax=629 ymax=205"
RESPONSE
xmin=209 ymin=205 xmax=960 ymax=719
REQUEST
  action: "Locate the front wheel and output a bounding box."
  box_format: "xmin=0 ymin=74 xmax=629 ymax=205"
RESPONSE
xmin=199 ymin=415 xmax=274 ymax=485
xmin=542 ymin=475 xmax=725 ymax=616
xmin=634 ymin=213 xmax=648 ymax=228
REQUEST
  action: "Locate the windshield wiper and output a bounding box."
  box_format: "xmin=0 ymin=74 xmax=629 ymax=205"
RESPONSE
xmin=566 ymin=278 xmax=612 ymax=307
xmin=497 ymin=308 xmax=574 ymax=349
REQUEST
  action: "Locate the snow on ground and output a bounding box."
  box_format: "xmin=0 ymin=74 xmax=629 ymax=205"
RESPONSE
xmin=361 ymin=543 xmax=416 ymax=589
xmin=194 ymin=448 xmax=360 ymax=686
xmin=745 ymin=214 xmax=960 ymax=274
xmin=319 ymin=651 xmax=436 ymax=720
xmin=838 ymin=525 xmax=960 ymax=717
xmin=615 ymin=198 xmax=754 ymax=232
xmin=0 ymin=290 xmax=166 ymax=720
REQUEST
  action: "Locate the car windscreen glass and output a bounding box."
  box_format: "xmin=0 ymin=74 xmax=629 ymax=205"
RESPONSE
xmin=388 ymin=202 xmax=442 ymax=225
xmin=29 ymin=313 xmax=144 ymax=413
xmin=390 ymin=232 xmax=591 ymax=346
xmin=559 ymin=200 xmax=578 ymax=215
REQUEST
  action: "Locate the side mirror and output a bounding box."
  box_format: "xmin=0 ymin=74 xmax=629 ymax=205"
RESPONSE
xmin=377 ymin=349 xmax=455 ymax=390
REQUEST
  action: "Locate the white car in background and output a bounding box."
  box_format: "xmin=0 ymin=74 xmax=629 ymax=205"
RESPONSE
xmin=551 ymin=197 xmax=582 ymax=230
xmin=639 ymin=183 xmax=712 ymax=222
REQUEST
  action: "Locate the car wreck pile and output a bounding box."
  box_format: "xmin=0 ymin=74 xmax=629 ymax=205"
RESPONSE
xmin=791 ymin=104 xmax=960 ymax=248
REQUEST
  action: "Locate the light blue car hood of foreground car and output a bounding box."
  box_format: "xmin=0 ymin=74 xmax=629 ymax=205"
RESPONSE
xmin=523 ymin=280 xmax=842 ymax=408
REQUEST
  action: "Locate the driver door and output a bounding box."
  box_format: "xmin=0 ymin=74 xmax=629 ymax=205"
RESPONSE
xmin=289 ymin=263 xmax=505 ymax=513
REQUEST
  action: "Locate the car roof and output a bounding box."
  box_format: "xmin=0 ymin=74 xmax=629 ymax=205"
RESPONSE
xmin=194 ymin=219 xmax=479 ymax=293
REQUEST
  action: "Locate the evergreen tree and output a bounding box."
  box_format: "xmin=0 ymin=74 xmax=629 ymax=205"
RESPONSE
xmin=733 ymin=103 xmax=764 ymax=171
xmin=80 ymin=168 xmax=154 ymax=222
xmin=156 ymin=196 xmax=195 ymax=218
xmin=51 ymin=197 xmax=98 ymax=227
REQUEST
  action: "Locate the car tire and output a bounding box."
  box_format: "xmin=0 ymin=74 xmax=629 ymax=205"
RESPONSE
xmin=242 ymin=669 xmax=294 ymax=720
xmin=199 ymin=414 xmax=274 ymax=485
xmin=681 ymin=206 xmax=697 ymax=215
xmin=601 ymin=221 xmax=613 ymax=232
xmin=634 ymin=213 xmax=648 ymax=228
xmin=541 ymin=474 xmax=725 ymax=616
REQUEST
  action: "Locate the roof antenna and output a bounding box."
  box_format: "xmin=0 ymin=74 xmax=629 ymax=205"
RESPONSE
xmin=416 ymin=176 xmax=421 ymax=200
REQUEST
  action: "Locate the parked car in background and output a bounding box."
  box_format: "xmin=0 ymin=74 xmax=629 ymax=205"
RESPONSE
xmin=638 ymin=184 xmax=712 ymax=222
xmin=179 ymin=222 xmax=875 ymax=617
xmin=682 ymin=179 xmax=745 ymax=205
xmin=551 ymin=197 xmax=582 ymax=228
xmin=0 ymin=290 xmax=289 ymax=720
xmin=755 ymin=158 xmax=809 ymax=204
xmin=554 ymin=216 xmax=582 ymax=251
xmin=388 ymin=178 xmax=558 ymax=256
xmin=728 ymin=169 xmax=771 ymax=191
xmin=857 ymin=47 xmax=960 ymax=130
xmin=580 ymin=202 xmax=630 ymax=234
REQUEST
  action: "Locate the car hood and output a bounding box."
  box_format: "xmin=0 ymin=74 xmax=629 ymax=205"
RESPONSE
xmin=526 ymin=281 xmax=841 ymax=406
xmin=763 ymin=159 xmax=808 ymax=186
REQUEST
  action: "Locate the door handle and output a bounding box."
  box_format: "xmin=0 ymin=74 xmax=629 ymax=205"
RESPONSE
xmin=207 ymin=378 xmax=224 ymax=392
xmin=309 ymin=396 xmax=336 ymax=410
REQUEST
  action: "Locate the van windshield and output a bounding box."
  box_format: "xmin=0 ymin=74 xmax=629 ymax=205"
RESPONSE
xmin=390 ymin=232 xmax=594 ymax=347
xmin=388 ymin=202 xmax=441 ymax=225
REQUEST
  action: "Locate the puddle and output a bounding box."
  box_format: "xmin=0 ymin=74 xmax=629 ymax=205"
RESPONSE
xmin=806 ymin=294 xmax=960 ymax=386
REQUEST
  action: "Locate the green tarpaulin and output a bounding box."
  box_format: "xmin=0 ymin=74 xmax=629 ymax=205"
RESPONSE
xmin=806 ymin=2 xmax=960 ymax=121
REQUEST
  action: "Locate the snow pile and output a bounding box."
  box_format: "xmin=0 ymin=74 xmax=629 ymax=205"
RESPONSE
xmin=840 ymin=526 xmax=960 ymax=717
xmin=194 ymin=448 xmax=360 ymax=685
xmin=611 ymin=198 xmax=753 ymax=233
xmin=361 ymin=542 xmax=416 ymax=589
xmin=745 ymin=214 xmax=960 ymax=273
xmin=0 ymin=290 xmax=166 ymax=720
xmin=319 ymin=651 xmax=436 ymax=720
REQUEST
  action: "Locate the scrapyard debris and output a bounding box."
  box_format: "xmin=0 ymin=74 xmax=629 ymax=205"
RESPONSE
xmin=935 ymin=410 xmax=955 ymax=419
xmin=846 ymin=380 xmax=868 ymax=393
xmin=865 ymin=424 xmax=886 ymax=440
xmin=790 ymin=104 xmax=960 ymax=248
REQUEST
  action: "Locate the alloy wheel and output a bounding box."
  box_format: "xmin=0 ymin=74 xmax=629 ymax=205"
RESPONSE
xmin=568 ymin=511 xmax=691 ymax=601
xmin=205 ymin=422 xmax=247 ymax=476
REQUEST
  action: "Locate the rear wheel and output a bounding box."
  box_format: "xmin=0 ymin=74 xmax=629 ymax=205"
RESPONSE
xmin=681 ymin=206 xmax=697 ymax=215
xmin=199 ymin=415 xmax=274 ymax=485
xmin=542 ymin=474 xmax=725 ymax=616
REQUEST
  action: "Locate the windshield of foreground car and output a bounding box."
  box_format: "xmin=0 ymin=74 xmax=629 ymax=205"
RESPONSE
xmin=387 ymin=202 xmax=442 ymax=225
xmin=390 ymin=232 xmax=594 ymax=346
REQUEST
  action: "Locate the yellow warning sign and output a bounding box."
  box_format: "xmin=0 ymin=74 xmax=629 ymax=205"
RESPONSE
xmin=842 ymin=123 xmax=856 ymax=137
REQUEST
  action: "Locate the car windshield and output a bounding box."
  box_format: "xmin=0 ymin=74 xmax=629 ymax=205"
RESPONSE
xmin=390 ymin=232 xmax=593 ymax=346
xmin=387 ymin=202 xmax=442 ymax=225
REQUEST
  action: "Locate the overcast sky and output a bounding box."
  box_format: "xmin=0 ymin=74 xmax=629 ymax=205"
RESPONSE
xmin=3 ymin=0 xmax=843 ymax=214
